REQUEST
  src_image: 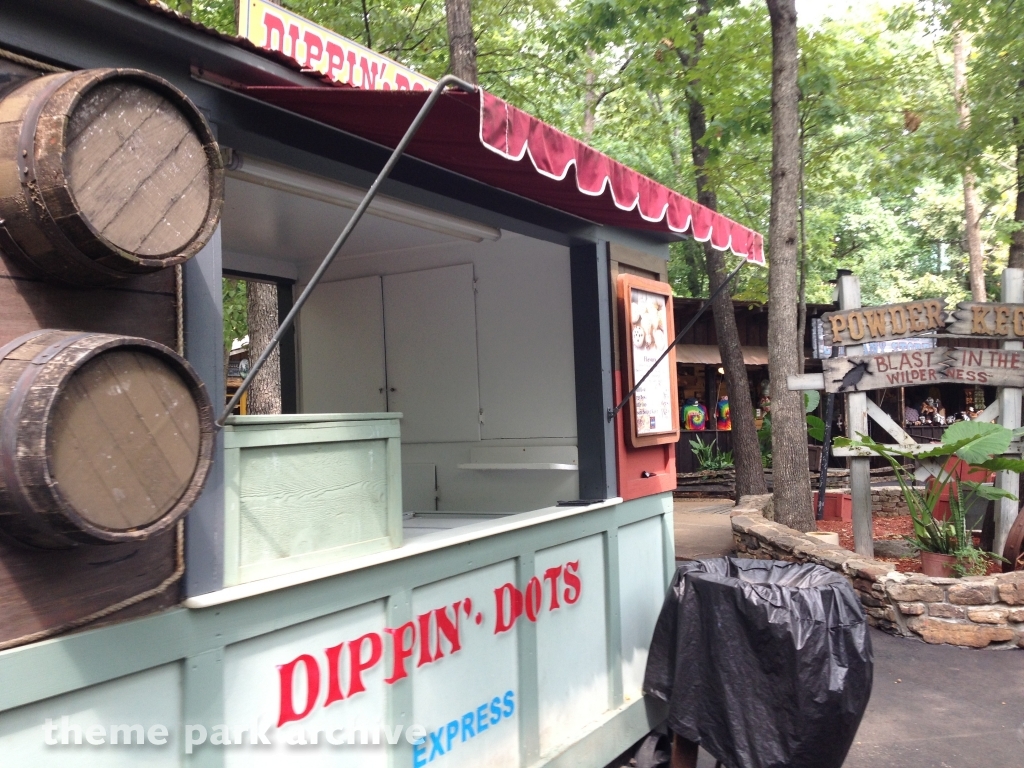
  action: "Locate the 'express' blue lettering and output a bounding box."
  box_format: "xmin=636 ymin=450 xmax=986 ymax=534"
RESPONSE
xmin=415 ymin=690 xmax=516 ymax=767
xmin=428 ymin=727 xmax=445 ymax=761
xmin=490 ymin=697 xmax=502 ymax=724
xmin=413 ymin=742 xmax=428 ymax=768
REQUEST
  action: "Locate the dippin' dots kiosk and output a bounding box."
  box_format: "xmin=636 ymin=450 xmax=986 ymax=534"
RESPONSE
xmin=0 ymin=2 xmax=765 ymax=766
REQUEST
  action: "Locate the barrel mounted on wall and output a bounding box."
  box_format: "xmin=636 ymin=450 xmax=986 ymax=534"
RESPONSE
xmin=0 ymin=68 xmax=223 ymax=285
xmin=0 ymin=330 xmax=214 ymax=549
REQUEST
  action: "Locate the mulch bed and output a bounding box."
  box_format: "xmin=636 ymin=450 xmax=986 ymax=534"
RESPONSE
xmin=815 ymin=517 xmax=1001 ymax=575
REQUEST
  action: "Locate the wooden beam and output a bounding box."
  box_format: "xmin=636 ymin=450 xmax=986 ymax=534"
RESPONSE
xmin=976 ymin=400 xmax=1000 ymax=423
xmin=866 ymin=399 xmax=916 ymax=446
xmin=787 ymin=373 xmax=825 ymax=391
xmin=833 ymin=441 xmax=1024 ymax=457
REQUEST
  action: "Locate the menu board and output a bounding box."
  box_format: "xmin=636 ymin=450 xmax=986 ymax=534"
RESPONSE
xmin=619 ymin=274 xmax=680 ymax=447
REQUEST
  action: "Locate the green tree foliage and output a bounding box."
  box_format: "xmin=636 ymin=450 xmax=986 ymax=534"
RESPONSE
xmin=165 ymin=0 xmax=1024 ymax=305
xmin=223 ymin=278 xmax=248 ymax=354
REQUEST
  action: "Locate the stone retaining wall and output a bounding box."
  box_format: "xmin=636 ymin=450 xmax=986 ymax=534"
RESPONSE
xmin=811 ymin=486 xmax=910 ymax=516
xmin=870 ymin=487 xmax=910 ymax=517
xmin=729 ymin=501 xmax=1024 ymax=649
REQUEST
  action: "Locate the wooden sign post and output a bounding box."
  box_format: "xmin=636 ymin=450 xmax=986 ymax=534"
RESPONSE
xmin=837 ymin=274 xmax=875 ymax=559
xmin=994 ymin=271 xmax=1024 ymax=556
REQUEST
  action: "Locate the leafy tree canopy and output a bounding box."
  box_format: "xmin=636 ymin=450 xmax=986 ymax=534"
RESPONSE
xmin=168 ymin=0 xmax=1024 ymax=305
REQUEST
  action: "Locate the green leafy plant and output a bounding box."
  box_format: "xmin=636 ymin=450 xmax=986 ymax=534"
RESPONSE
xmin=835 ymin=421 xmax=1024 ymax=572
xmin=222 ymin=278 xmax=248 ymax=355
xmin=757 ymin=391 xmax=824 ymax=469
xmin=688 ymin=437 xmax=734 ymax=471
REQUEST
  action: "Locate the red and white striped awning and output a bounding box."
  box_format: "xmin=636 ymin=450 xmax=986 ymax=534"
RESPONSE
xmin=238 ymin=85 xmax=765 ymax=264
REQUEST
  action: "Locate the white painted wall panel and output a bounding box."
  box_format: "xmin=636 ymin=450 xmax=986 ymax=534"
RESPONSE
xmin=295 ymin=232 xmax=578 ymax=512
xmin=475 ymin=240 xmax=577 ymax=439
xmin=402 ymin=462 xmax=437 ymax=512
xmin=299 ymin=276 xmax=387 ymax=413
xmin=223 ymin=601 xmax=388 ymax=768
xmin=618 ymin=516 xmax=667 ymax=701
xmin=535 ymin=535 xmax=608 ymax=757
xmin=383 ymin=264 xmax=481 ymax=444
xmin=0 ymin=664 xmax=183 ymax=767
xmin=401 ymin=441 xmax=578 ymax=513
xmin=411 ymin=562 xmax=520 ymax=768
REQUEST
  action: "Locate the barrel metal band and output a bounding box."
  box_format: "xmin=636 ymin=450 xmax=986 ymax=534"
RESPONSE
xmin=7 ymin=71 xmax=124 ymax=281
xmin=0 ymin=332 xmax=93 ymax=540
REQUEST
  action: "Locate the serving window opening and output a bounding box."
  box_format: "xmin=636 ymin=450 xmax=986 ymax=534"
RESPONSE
xmin=217 ymin=154 xmax=584 ymax=582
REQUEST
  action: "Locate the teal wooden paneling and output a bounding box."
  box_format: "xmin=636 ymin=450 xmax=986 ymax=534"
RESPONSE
xmin=0 ymin=494 xmax=671 ymax=768
xmin=222 ymin=415 xmax=403 ymax=586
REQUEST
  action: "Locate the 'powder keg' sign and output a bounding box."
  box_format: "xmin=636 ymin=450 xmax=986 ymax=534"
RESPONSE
xmin=947 ymin=302 xmax=1024 ymax=339
xmin=822 ymin=299 xmax=946 ymax=347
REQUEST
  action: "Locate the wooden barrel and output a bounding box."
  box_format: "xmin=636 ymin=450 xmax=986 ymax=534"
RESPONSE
xmin=0 ymin=68 xmax=223 ymax=286
xmin=0 ymin=330 xmax=214 ymax=548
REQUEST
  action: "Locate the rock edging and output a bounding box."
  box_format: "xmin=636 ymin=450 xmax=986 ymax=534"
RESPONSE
xmin=729 ymin=503 xmax=1024 ymax=649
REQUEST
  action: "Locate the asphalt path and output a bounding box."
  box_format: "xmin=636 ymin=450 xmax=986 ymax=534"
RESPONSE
xmin=844 ymin=628 xmax=1024 ymax=768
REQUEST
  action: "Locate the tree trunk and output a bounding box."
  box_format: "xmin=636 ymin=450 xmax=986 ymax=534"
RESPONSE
xmin=246 ymin=280 xmax=282 ymax=415
xmin=797 ymin=134 xmax=808 ymax=374
xmin=1009 ymin=112 xmax=1024 ymax=269
xmin=766 ymin=0 xmax=813 ymax=531
xmin=445 ymin=0 xmax=478 ymax=84
xmin=685 ymin=0 xmax=767 ymax=498
xmin=954 ymin=29 xmax=986 ymax=300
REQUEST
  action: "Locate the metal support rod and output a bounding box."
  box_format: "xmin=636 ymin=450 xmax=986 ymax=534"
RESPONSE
xmin=816 ymin=393 xmax=835 ymax=520
xmin=815 ymin=336 xmax=837 ymax=521
xmin=217 ymin=75 xmax=477 ymax=427
xmin=608 ymin=259 xmax=745 ymax=422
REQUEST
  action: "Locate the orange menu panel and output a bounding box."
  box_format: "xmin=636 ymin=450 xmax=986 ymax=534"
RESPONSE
xmin=613 ymin=375 xmax=676 ymax=501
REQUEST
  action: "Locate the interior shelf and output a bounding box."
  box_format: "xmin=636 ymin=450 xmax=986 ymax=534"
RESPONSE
xmin=457 ymin=463 xmax=579 ymax=471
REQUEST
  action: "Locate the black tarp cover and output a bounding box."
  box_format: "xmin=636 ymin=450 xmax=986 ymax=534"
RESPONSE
xmin=643 ymin=558 xmax=873 ymax=768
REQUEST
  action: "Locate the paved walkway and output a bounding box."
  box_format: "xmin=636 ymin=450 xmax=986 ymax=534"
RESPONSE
xmin=845 ymin=628 xmax=1024 ymax=767
xmin=673 ymin=498 xmax=735 ymax=561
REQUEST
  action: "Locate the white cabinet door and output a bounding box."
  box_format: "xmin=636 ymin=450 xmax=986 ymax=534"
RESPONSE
xmin=383 ymin=264 xmax=481 ymax=443
xmin=298 ymin=275 xmax=387 ymax=413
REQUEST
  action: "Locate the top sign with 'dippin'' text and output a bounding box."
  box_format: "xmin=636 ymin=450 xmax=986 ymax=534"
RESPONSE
xmin=238 ymin=0 xmax=436 ymax=91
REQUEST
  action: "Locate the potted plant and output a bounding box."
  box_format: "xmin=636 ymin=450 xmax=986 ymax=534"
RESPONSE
xmin=835 ymin=421 xmax=1024 ymax=577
